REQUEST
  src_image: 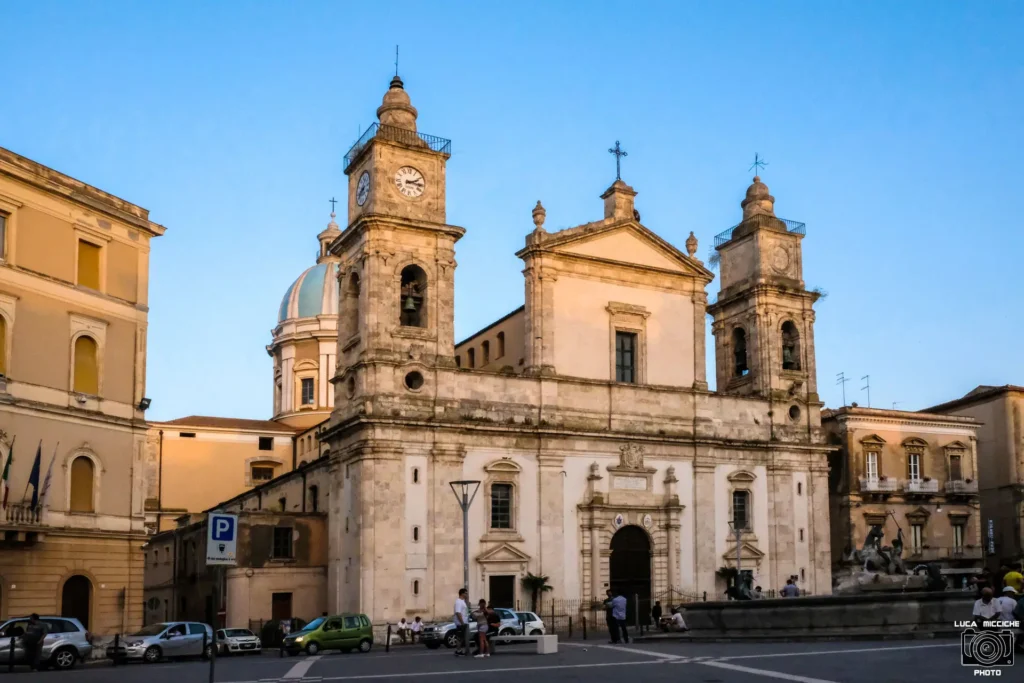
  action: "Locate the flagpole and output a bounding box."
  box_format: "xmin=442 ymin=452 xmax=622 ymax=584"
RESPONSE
xmin=22 ymin=439 xmax=41 ymax=505
xmin=1 ymin=435 xmax=14 ymax=509
xmin=39 ymin=442 xmax=58 ymax=510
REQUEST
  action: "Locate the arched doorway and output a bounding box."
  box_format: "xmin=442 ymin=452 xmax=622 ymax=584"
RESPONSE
xmin=61 ymin=575 xmax=92 ymax=629
xmin=609 ymin=525 xmax=651 ymax=626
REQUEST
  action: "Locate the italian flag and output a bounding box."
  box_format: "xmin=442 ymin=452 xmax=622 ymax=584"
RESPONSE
xmin=1 ymin=437 xmax=13 ymax=509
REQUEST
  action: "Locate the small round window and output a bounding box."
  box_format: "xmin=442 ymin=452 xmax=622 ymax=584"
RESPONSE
xmin=404 ymin=371 xmax=424 ymax=391
xmin=345 ymin=376 xmax=356 ymax=398
xmin=789 ymin=405 xmax=801 ymax=421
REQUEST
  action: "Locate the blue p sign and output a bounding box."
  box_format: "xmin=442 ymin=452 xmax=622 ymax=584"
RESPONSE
xmin=212 ymin=516 xmax=235 ymax=541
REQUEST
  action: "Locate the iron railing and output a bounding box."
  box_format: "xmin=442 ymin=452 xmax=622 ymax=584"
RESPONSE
xmin=903 ymin=479 xmax=940 ymax=494
xmin=906 ymin=546 xmax=983 ymax=561
xmin=945 ymin=479 xmax=979 ymax=494
xmin=859 ymin=477 xmax=898 ymax=493
xmin=714 ymin=215 xmax=806 ymax=248
xmin=2 ymin=503 xmax=43 ymax=525
xmin=343 ymin=123 xmax=451 ymax=170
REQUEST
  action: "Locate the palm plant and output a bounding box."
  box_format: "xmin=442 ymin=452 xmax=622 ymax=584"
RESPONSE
xmin=521 ymin=572 xmax=552 ymax=612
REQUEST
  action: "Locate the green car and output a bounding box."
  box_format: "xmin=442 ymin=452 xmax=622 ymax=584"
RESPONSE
xmin=283 ymin=614 xmax=373 ymax=655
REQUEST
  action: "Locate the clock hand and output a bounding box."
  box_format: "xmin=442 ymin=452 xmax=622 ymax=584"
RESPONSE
xmin=405 ymin=179 xmax=423 ymax=186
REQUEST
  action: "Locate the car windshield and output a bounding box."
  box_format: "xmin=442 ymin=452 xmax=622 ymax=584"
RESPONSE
xmin=297 ymin=617 xmax=325 ymax=633
xmin=223 ymin=629 xmax=253 ymax=637
xmin=132 ymin=623 xmax=170 ymax=636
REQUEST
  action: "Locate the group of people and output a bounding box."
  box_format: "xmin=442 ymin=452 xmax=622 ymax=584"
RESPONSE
xmin=452 ymin=588 xmax=502 ymax=658
xmin=603 ymin=590 xmax=630 ymax=643
xmin=971 ymin=564 xmax=1024 ymax=629
xmin=393 ymin=617 xmax=424 ymax=644
xmin=651 ymin=601 xmax=689 ymax=632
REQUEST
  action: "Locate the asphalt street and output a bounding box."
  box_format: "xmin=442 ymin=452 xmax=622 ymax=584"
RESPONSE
xmin=0 ymin=638 xmax=994 ymax=682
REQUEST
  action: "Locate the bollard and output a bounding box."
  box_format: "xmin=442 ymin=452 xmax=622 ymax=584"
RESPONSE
xmin=208 ymin=628 xmax=216 ymax=683
xmin=113 ymin=633 xmax=120 ymax=667
xmin=8 ymin=635 xmax=14 ymax=672
xmin=568 ymin=616 xmax=573 ymax=639
xmin=386 ymin=624 xmax=392 ymax=653
xmin=279 ymin=637 xmax=284 ymax=658
xmin=582 ymin=615 xmax=587 ymax=640
xmin=702 ymin=591 xmax=707 ymax=602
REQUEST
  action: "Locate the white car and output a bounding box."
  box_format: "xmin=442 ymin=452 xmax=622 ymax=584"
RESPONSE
xmin=515 ymin=611 xmax=546 ymax=636
xmin=216 ymin=628 xmax=262 ymax=655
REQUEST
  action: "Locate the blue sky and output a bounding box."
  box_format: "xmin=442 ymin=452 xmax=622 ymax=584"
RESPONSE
xmin=2 ymin=2 xmax=1021 ymax=420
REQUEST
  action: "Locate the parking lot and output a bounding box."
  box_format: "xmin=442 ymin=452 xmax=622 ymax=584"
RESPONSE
xmin=0 ymin=637 xmax=981 ymax=682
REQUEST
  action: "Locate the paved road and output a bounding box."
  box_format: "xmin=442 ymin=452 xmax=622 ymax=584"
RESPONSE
xmin=0 ymin=638 xmax=992 ymax=682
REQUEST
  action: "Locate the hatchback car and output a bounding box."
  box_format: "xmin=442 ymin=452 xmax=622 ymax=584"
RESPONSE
xmin=283 ymin=614 xmax=373 ymax=655
xmin=423 ymin=607 xmax=524 ymax=649
xmin=106 ymin=621 xmax=214 ymax=663
xmin=216 ymin=628 xmax=261 ymax=655
xmin=0 ymin=616 xmax=92 ymax=670
xmin=515 ymin=611 xmax=546 ymax=635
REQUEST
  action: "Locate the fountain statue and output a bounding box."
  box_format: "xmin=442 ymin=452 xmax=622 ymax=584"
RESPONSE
xmin=834 ymin=512 xmax=932 ymax=594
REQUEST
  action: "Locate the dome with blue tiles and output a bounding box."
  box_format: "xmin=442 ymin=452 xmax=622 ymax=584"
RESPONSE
xmin=277 ymin=211 xmax=343 ymax=323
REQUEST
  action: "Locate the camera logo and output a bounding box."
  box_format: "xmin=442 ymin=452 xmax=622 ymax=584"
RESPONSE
xmin=961 ymin=627 xmax=1015 ymax=671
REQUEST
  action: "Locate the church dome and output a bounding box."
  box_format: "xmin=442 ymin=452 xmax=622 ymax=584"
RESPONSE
xmin=278 ymin=261 xmax=340 ymax=323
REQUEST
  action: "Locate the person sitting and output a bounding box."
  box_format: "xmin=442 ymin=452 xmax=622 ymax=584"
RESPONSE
xmin=396 ymin=618 xmax=409 ymax=644
xmin=669 ymin=609 xmax=689 ymax=632
xmin=410 ymin=616 xmax=423 ymax=644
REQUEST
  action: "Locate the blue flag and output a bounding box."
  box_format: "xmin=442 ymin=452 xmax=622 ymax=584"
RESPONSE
xmin=27 ymin=441 xmax=41 ymax=508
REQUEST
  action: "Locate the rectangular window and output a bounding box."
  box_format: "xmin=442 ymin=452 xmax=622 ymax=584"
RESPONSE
xmin=258 ymin=436 xmax=273 ymax=451
xmin=953 ymin=524 xmax=964 ymax=552
xmin=272 ymin=527 xmax=293 ymax=559
xmin=490 ymin=483 xmax=512 ymax=530
xmin=0 ymin=213 xmax=7 ymax=260
xmin=455 ymin=355 xmax=461 ymax=368
xmin=497 ymin=332 xmax=505 ymax=358
xmin=866 ymin=452 xmax=879 ymax=481
xmin=615 ymin=331 xmax=638 ymax=383
xmin=301 ymin=378 xmax=315 ymax=405
xmin=949 ymin=455 xmax=962 ymax=481
xmin=251 ymin=465 xmax=275 ymax=482
xmin=309 ymin=485 xmax=319 ymax=512
xmin=467 ymin=348 xmax=476 ymax=369
xmin=77 ymin=240 xmax=101 ymax=290
xmin=908 ymin=453 xmax=921 ymax=481
xmin=179 ymin=432 xmax=196 ymax=438
xmin=910 ymin=524 xmax=923 ymax=551
xmin=482 ymin=340 xmax=490 ymax=365
xmin=732 ymin=490 xmax=750 ymax=530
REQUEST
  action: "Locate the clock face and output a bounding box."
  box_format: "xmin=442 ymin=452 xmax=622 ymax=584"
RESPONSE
xmin=394 ymin=166 xmax=425 ymax=198
xmin=356 ymin=172 xmax=370 ymax=206
xmin=771 ymin=246 xmax=790 ymax=273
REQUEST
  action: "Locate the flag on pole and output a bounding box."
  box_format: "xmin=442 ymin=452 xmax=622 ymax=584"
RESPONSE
xmin=26 ymin=441 xmax=41 ymax=509
xmin=1 ymin=436 xmax=13 ymax=509
xmin=39 ymin=442 xmax=58 ymax=509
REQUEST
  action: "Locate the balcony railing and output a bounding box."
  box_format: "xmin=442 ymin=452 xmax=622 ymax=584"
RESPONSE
xmin=906 ymin=546 xmax=983 ymax=561
xmin=343 ymin=123 xmax=452 ymax=170
xmin=945 ymin=479 xmax=979 ymax=494
xmin=2 ymin=503 xmax=43 ymax=526
xmin=714 ymin=215 xmax=806 ymax=248
xmin=859 ymin=477 xmax=898 ymax=492
xmin=903 ymin=479 xmax=940 ymax=494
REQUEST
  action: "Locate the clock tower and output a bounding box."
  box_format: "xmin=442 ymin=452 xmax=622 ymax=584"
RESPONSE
xmin=708 ymin=176 xmax=820 ymax=416
xmin=333 ymin=75 xmax=464 ymax=416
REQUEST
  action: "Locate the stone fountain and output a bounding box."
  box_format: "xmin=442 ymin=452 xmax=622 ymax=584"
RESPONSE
xmin=833 ymin=522 xmax=939 ymax=594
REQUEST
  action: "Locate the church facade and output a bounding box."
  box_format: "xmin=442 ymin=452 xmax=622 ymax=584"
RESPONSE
xmin=314 ymin=75 xmax=833 ymax=620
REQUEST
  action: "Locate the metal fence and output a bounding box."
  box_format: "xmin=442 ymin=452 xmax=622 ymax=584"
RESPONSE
xmin=518 ymin=589 xmax=707 ymax=638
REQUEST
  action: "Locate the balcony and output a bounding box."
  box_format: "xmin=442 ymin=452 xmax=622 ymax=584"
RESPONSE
xmin=859 ymin=477 xmax=898 ymax=493
xmin=906 ymin=546 xmax=984 ymax=562
xmin=945 ymin=479 xmax=979 ymax=495
xmin=903 ymin=478 xmax=940 ymax=495
xmin=714 ymin=214 xmax=806 ymax=248
xmin=2 ymin=504 xmax=46 ymax=544
xmin=3 ymin=503 xmax=43 ymax=526
xmin=343 ymin=123 xmax=452 ymax=171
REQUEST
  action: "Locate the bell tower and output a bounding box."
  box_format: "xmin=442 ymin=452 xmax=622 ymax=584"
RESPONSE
xmin=333 ymin=75 xmax=464 ymax=413
xmin=707 ymin=176 xmax=820 ymax=407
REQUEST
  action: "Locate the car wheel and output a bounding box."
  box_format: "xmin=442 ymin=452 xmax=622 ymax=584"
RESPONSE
xmin=444 ymin=632 xmax=460 ymax=648
xmin=426 ymin=643 xmax=441 ymax=650
xmin=498 ymin=628 xmax=515 ymax=643
xmin=529 ymin=630 xmax=543 ymax=636
xmin=305 ymin=641 xmax=320 ymax=656
xmin=52 ymin=647 xmax=78 ymax=670
xmin=358 ymin=639 xmax=372 ymax=653
xmin=143 ymin=646 xmax=162 ymax=664
xmin=203 ymin=644 xmax=214 ymax=660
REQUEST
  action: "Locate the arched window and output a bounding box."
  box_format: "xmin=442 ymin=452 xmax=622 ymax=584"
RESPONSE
xmin=344 ymin=272 xmax=360 ymax=337
xmin=413 ymin=579 xmax=420 ymax=595
xmin=69 ymin=456 xmax=95 ymax=513
xmin=732 ymin=328 xmax=748 ymax=377
xmin=482 ymin=341 xmax=490 ymax=365
xmin=781 ymin=321 xmax=801 ymax=371
xmin=399 ymin=265 xmax=427 ymax=327
xmin=73 ymin=336 xmax=99 ymax=395
xmin=412 ymin=526 xmax=420 ymax=542
xmin=731 ymin=490 xmax=750 ymax=530
xmin=308 ymin=485 xmax=319 ymax=512
xmin=496 ymin=332 xmax=505 ymax=359
xmin=412 ymin=468 xmax=420 ymax=484
xmin=0 ymin=316 xmax=6 ymax=376
xmin=467 ymin=348 xmax=476 ymax=368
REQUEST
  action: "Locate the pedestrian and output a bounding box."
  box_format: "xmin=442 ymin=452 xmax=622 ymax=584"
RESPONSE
xmin=453 ymin=588 xmax=470 ymax=657
xmin=611 ymin=590 xmax=629 ymax=644
xmin=973 ymin=587 xmax=1000 ymax=625
xmin=486 ymin=604 xmax=501 ymax=649
xmin=603 ymin=590 xmax=618 ymax=643
xmin=1002 ymin=565 xmax=1024 ymax=594
xmin=473 ymin=599 xmax=490 ymax=658
xmin=669 ymin=608 xmax=689 ymax=632
xmin=753 ymin=585 xmax=764 ymax=599
xmin=651 ymin=600 xmax=662 ymax=631
xmin=996 ymin=587 xmax=1018 ymax=621
xmin=21 ymin=614 xmax=49 ymax=671
xmin=780 ymin=578 xmax=800 ymax=598
xmin=410 ymin=616 xmax=423 ymax=644
xmin=396 ymin=617 xmax=408 ymax=644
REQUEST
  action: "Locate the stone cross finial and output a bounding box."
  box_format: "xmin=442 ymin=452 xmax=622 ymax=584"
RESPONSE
xmin=532 ymin=200 xmax=547 ymax=233
xmin=685 ymin=231 xmax=698 ymax=257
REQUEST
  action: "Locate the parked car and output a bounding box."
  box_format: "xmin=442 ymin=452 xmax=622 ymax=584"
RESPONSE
xmin=216 ymin=628 xmax=261 ymax=655
xmin=106 ymin=622 xmax=214 ymax=663
xmin=422 ymin=608 xmax=524 ymax=650
xmin=515 ymin=611 xmax=546 ymax=636
xmin=282 ymin=614 xmax=373 ymax=655
xmin=0 ymin=616 xmax=92 ymax=670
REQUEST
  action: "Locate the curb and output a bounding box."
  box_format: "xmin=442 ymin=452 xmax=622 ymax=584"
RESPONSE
xmin=633 ymin=631 xmax=961 ymax=644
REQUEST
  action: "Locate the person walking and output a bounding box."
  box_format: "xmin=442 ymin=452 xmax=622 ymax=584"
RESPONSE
xmin=603 ymin=590 xmax=618 ymax=643
xmin=21 ymin=614 xmax=49 ymax=671
xmin=651 ymin=601 xmax=663 ymax=631
xmin=611 ymin=590 xmax=629 ymax=644
xmin=473 ymin=599 xmax=490 ymax=658
xmin=453 ymin=588 xmax=470 ymax=657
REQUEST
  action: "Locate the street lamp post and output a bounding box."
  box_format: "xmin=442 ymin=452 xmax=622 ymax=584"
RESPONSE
xmin=450 ymin=480 xmax=480 ymax=652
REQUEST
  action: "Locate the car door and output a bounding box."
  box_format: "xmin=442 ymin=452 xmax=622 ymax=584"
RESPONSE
xmin=163 ymin=623 xmax=188 ymax=656
xmin=324 ymin=618 xmax=345 ymax=650
xmin=186 ymin=624 xmax=208 ymax=656
xmin=0 ymin=620 xmax=26 ymax=663
xmin=341 ymin=616 xmax=361 ymax=648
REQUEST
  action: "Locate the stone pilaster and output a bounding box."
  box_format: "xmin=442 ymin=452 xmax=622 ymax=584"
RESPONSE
xmin=356 ymin=442 xmax=404 ymax=622
xmin=691 ymin=291 xmax=708 ymax=391
xmin=589 ymin=522 xmax=602 ymax=600
xmin=429 ymin=443 xmax=466 ymax=618
xmin=693 ymin=464 xmax=717 ymax=594
xmin=809 ymin=466 xmax=832 ymax=593
xmin=538 ymin=453 xmax=565 ymax=596
xmin=768 ymin=468 xmax=794 ymax=590
xmin=523 ymin=262 xmax=557 ymax=375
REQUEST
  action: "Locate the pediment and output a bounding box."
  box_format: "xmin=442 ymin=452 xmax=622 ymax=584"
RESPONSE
xmin=477 ymin=542 xmax=531 ymax=564
xmin=484 ymin=458 xmax=522 ymax=475
xmin=944 ymin=440 xmax=968 ymax=451
xmin=901 ymin=437 xmax=928 ymax=448
xmin=860 ymin=434 xmax=886 ymax=446
xmin=546 ymin=223 xmax=712 ymax=280
xmin=727 ymin=470 xmax=757 ymax=483
xmin=722 ymin=541 xmax=765 ymax=565
xmin=906 ymin=506 xmax=931 ymax=522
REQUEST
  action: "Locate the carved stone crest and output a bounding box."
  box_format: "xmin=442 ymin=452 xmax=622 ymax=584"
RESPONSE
xmin=619 ymin=443 xmax=645 ymax=470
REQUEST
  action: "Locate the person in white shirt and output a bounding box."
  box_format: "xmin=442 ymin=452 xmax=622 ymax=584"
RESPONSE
xmin=396 ymin=618 xmax=408 ymax=644
xmin=670 ymin=610 xmax=689 ymax=632
xmin=410 ymin=616 xmax=423 ymax=644
xmin=995 ymin=587 xmax=1019 ymax=621
xmin=453 ymin=588 xmax=470 ymax=656
xmin=973 ymin=587 xmax=1000 ymax=623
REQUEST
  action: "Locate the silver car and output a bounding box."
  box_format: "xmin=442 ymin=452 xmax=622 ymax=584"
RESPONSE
xmin=216 ymin=628 xmax=261 ymax=655
xmin=0 ymin=616 xmax=93 ymax=670
xmin=107 ymin=621 xmax=214 ymax=663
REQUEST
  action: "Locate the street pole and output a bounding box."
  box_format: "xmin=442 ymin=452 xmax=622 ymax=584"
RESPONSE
xmin=450 ymin=480 xmax=480 ymax=650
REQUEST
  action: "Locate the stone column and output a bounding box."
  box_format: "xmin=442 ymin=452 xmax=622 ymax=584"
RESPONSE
xmin=589 ymin=522 xmax=601 ymax=600
xmin=693 ymin=464 xmax=717 ymax=594
xmin=666 ymin=515 xmax=679 ymax=590
xmin=809 ymin=464 xmax=832 ymax=593
xmin=358 ymin=442 xmax=404 ymax=622
xmin=430 ymin=443 xmax=466 ymax=618
xmin=538 ymin=453 xmax=565 ymax=596
xmin=691 ymin=291 xmax=708 ymax=391
xmin=802 ymin=310 xmax=818 ymax=395
xmin=327 ymin=458 xmax=344 ymax=612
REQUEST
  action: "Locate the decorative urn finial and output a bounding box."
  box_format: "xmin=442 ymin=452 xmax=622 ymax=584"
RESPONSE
xmin=532 ymin=200 xmax=547 ymax=233
xmin=685 ymin=231 xmax=698 ymax=257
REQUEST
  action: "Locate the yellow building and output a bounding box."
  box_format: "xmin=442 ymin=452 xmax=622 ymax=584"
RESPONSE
xmin=0 ymin=146 xmax=164 ymax=634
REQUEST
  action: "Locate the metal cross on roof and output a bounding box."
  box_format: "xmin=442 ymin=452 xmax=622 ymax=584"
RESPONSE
xmin=329 ymin=197 xmax=337 ymax=213
xmin=608 ymin=141 xmax=628 ymax=181
xmin=395 ymin=45 xmax=399 ymax=77
xmin=749 ymin=153 xmax=768 ymax=176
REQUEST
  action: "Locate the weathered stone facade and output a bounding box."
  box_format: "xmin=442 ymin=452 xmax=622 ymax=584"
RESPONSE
xmin=312 ymin=76 xmax=833 ymax=621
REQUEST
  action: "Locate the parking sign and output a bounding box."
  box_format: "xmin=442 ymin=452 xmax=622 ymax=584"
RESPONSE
xmin=207 ymin=512 xmax=238 ymax=565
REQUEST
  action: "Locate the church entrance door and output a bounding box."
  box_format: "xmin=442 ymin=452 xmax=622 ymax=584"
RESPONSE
xmin=609 ymin=526 xmax=651 ymax=627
